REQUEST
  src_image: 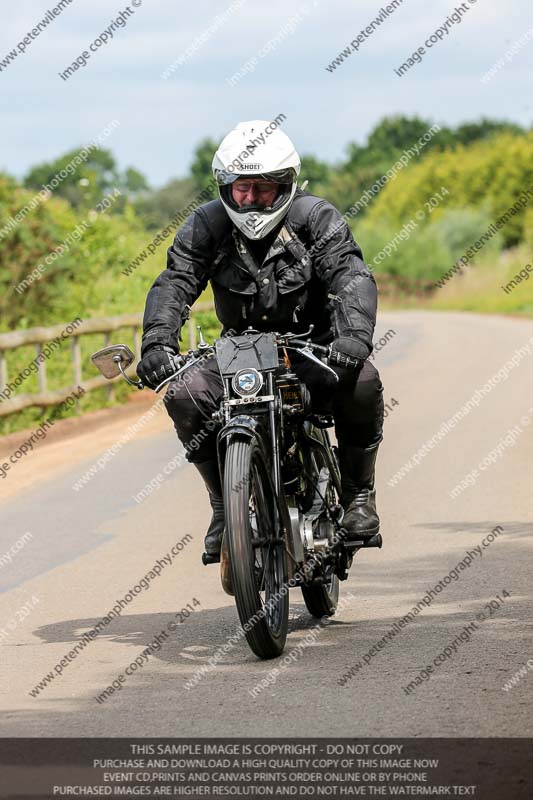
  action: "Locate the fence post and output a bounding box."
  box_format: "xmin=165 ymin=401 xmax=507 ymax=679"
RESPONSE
xmin=104 ymin=332 xmax=115 ymax=402
xmin=0 ymin=308 xmax=213 ymax=418
xmin=35 ymin=344 xmax=47 ymax=394
xmin=0 ymin=351 xmax=7 ymax=394
xmin=71 ymin=336 xmax=82 ymax=412
xmin=188 ymin=314 xmax=196 ymax=350
xmin=133 ymin=327 xmax=141 ymax=360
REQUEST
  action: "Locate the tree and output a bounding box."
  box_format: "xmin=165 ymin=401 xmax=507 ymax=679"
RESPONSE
xmin=364 ymin=115 xmax=435 ymax=161
xmin=364 ymin=131 xmax=533 ymax=247
xmin=452 ymin=118 xmax=524 ymax=146
xmin=24 ymin=149 xmax=150 ymax=211
xmin=24 ymin=147 xmax=119 ymax=209
xmin=0 ymin=172 xmax=153 ymax=330
xmin=299 ymin=155 xmax=331 ymax=190
xmin=122 ymin=167 xmax=150 ymax=195
xmin=134 ymin=176 xmax=197 ymax=230
xmin=190 ymin=137 xmax=219 ymax=199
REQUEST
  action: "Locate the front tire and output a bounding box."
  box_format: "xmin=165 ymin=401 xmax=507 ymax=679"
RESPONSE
xmin=224 ymin=435 xmax=289 ymax=659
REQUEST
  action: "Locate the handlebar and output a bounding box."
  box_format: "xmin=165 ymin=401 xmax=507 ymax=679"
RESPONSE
xmin=287 ymin=337 xmax=329 ymax=354
xmin=148 ymin=329 xmax=360 ymax=392
xmin=281 ymin=335 xmax=360 ymax=372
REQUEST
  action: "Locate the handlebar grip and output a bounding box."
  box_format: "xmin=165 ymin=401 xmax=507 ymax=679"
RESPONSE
xmin=327 ymin=349 xmax=361 ymax=370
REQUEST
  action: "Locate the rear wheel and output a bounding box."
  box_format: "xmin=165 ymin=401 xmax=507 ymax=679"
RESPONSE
xmin=301 ymin=571 xmax=339 ymax=618
xmin=300 ymin=437 xmax=341 ymax=618
xmin=224 ymin=435 xmax=289 ymax=658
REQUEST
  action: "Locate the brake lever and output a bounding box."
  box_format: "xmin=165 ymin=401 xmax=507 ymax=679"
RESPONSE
xmin=284 ymin=345 xmax=339 ymax=381
xmin=154 ymin=350 xmax=214 ymax=393
xmin=282 ymin=324 xmax=315 ymax=342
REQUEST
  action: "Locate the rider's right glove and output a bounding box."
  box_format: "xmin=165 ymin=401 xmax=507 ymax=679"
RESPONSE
xmin=136 ymin=345 xmax=178 ymax=390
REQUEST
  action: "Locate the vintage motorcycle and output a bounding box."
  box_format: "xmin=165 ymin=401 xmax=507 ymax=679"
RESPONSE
xmin=92 ymin=325 xmax=381 ymax=659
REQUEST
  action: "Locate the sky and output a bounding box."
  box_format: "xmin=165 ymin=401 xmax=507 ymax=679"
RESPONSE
xmin=0 ymin=0 xmax=532 ymax=188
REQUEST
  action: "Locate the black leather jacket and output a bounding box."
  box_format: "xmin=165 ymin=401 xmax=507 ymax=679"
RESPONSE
xmin=141 ymin=189 xmax=377 ymax=357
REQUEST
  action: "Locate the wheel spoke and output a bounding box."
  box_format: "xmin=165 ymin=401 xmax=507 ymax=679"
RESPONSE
xmin=225 ymin=436 xmax=288 ymax=656
xmin=250 ymin=455 xmax=282 ymax=626
xmin=258 ymin=543 xmax=272 ymax=594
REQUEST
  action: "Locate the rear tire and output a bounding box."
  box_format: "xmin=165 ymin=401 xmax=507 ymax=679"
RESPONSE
xmin=301 ymin=573 xmax=339 ymax=618
xmin=224 ymin=435 xmax=289 ymax=659
xmin=300 ymin=432 xmax=341 ymax=618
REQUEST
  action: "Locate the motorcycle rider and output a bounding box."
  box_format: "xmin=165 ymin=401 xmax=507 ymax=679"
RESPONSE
xmin=137 ymin=120 xmax=384 ymax=559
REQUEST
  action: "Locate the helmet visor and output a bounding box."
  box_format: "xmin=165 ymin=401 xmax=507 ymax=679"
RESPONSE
xmin=215 ymin=167 xmax=296 ymax=186
xmin=219 ymin=181 xmax=294 ymax=215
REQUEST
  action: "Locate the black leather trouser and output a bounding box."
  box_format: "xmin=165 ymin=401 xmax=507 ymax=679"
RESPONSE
xmin=163 ymin=353 xmax=384 ymax=464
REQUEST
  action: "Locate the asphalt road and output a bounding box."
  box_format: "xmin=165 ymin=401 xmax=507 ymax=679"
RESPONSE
xmin=1 ymin=311 xmax=532 ymax=737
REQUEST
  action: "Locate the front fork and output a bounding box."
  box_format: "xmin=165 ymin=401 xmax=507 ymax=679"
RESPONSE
xmin=215 ymin=372 xmax=281 ymax=492
xmin=215 ymin=380 xmax=297 ymax=579
xmin=266 ymin=372 xmax=282 ymax=497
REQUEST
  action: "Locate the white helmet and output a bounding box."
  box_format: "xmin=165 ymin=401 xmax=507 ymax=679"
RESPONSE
xmin=212 ymin=120 xmax=301 ymax=240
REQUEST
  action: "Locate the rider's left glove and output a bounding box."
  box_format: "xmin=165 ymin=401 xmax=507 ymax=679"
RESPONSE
xmin=329 ymin=337 xmax=367 ymax=370
xmin=136 ymin=345 xmax=178 ymax=390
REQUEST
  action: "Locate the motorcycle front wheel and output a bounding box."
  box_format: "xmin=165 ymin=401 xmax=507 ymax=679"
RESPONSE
xmin=224 ymin=435 xmax=289 ymax=659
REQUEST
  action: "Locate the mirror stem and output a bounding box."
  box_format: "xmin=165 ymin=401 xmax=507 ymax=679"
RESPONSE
xmin=114 ymin=355 xmax=143 ymax=388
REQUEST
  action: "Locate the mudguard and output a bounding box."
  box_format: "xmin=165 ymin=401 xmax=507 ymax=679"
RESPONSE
xmin=216 ymin=414 xmax=270 ymax=472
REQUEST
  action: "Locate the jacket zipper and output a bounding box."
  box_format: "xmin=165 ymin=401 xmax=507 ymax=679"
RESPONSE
xmin=328 ymin=292 xmax=351 ymax=331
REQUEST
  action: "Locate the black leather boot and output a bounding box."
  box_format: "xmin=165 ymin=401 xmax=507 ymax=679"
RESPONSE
xmin=193 ymin=460 xmax=225 ymax=556
xmin=338 ymin=443 xmax=380 ymax=542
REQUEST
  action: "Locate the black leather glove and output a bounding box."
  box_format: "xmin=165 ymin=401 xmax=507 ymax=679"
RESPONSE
xmin=137 ymin=345 xmax=179 ymax=390
xmin=329 ymin=337 xmax=368 ymax=370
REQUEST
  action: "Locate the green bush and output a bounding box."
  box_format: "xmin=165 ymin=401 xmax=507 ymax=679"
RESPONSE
xmin=2 ymin=119 xmax=532 ymax=436
xmin=428 ymin=246 xmax=533 ymax=316
xmin=355 ymin=207 xmax=504 ymax=290
xmin=429 ymin=207 xmax=503 ymax=257
xmin=0 ymin=175 xmax=161 ymax=330
xmin=0 ymin=174 xmax=166 ymax=434
xmin=355 ymin=218 xmax=450 ymax=290
xmin=364 ymin=133 xmax=533 ymax=247
xmin=524 ymin=207 xmax=533 ymax=248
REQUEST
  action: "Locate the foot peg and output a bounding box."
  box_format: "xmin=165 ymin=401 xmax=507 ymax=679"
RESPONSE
xmin=343 ymin=533 xmax=382 ymax=550
xmin=201 ymin=551 xmax=221 ymax=565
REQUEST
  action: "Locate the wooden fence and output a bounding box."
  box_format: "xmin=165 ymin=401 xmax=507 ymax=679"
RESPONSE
xmin=0 ymin=302 xmax=215 ymax=418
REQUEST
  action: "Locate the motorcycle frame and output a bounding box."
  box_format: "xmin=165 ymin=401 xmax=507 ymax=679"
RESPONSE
xmin=215 ymin=361 xmax=341 ymax=583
